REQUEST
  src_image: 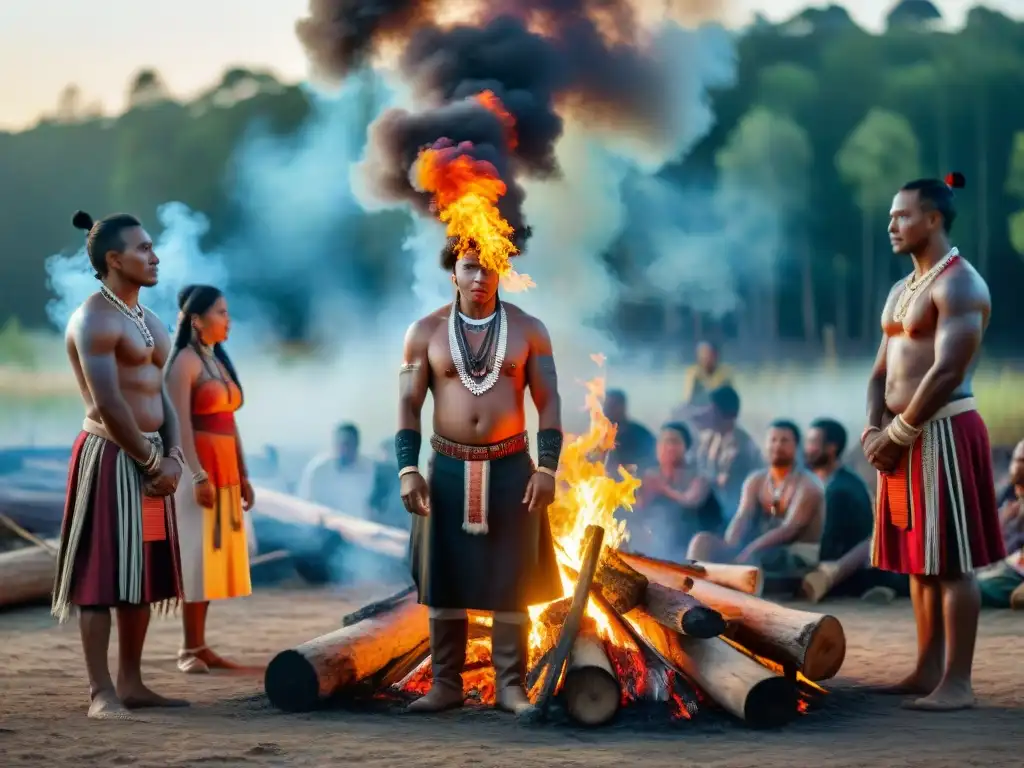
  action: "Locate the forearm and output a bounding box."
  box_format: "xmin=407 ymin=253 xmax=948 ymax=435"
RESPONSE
xmin=866 ymin=375 xmax=888 ymax=428
xmin=159 ymin=389 xmax=181 ymax=455
xmin=176 ymin=418 xmax=204 ymax=477
xmin=746 ymin=525 xmax=799 ymax=554
xmin=536 ymin=394 xmax=561 ymax=432
xmin=899 ymin=366 xmax=963 ymax=427
xmin=96 ymin=398 xmax=155 ymax=463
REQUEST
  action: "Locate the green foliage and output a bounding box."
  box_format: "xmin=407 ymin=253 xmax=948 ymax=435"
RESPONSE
xmin=0 ymin=318 xmax=36 ymax=368
xmin=836 ymin=109 xmax=922 ymax=213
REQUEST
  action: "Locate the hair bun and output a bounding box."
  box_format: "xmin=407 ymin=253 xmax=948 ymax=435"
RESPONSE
xmin=72 ymin=210 xmax=94 ymax=231
xmin=944 ymin=171 xmax=966 ymax=189
xmin=177 ymin=284 xmax=199 ymax=310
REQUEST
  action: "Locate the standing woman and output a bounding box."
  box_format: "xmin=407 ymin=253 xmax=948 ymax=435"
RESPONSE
xmin=165 ymin=285 xmax=254 ymax=673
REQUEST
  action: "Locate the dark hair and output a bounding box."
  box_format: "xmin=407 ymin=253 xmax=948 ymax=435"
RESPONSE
xmin=708 ymin=385 xmax=740 ymax=419
xmin=605 ymin=388 xmax=626 ymax=404
xmin=809 ymin=418 xmax=847 ymax=457
xmin=901 ymin=172 xmax=964 ymax=233
xmin=661 ymin=421 xmax=693 ymax=449
xmin=696 ymin=339 xmax=718 ymax=353
xmin=441 ymin=236 xmax=475 ymax=272
xmin=72 ymin=210 xmax=142 ymax=279
xmin=769 ymin=419 xmax=801 ymax=444
xmin=167 ymin=284 xmax=241 ymax=393
xmin=336 ymin=422 xmax=360 ymax=440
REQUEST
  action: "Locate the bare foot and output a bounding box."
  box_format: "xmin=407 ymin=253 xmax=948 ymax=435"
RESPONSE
xmin=197 ymin=648 xmax=243 ymax=670
xmin=874 ymin=670 xmax=942 ymax=695
xmin=117 ymin=683 xmax=190 ymax=709
xmin=902 ymin=681 xmax=975 ymax=712
xmin=87 ymin=690 xmax=139 ymax=721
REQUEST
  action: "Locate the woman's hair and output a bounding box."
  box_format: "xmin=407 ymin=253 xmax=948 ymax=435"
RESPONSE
xmin=168 ymin=284 xmax=241 ymax=393
xmin=660 ymin=421 xmax=693 ymax=450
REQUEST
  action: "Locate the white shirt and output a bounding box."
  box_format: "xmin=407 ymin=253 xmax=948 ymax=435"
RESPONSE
xmin=297 ymin=453 xmax=376 ymax=518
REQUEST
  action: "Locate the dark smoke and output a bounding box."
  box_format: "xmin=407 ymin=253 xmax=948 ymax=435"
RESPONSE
xmin=297 ymin=0 xmax=690 ymax=258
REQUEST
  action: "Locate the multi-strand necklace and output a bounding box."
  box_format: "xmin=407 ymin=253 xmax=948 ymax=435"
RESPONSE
xmin=448 ymin=296 xmax=507 ymax=396
xmin=766 ymin=471 xmax=796 ymax=518
xmin=100 ymin=285 xmax=153 ymax=347
xmin=892 ymin=247 xmax=959 ymax=324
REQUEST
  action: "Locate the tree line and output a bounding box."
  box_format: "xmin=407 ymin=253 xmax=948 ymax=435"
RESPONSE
xmin=1 ymin=3 xmax=1022 ymax=353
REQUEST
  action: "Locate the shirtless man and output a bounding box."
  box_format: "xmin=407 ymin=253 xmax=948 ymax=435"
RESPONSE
xmin=52 ymin=211 xmax=187 ymax=719
xmin=396 ymin=242 xmax=563 ymax=715
xmin=687 ymin=420 xmax=824 ymax=574
xmin=862 ymin=175 xmax=1003 ymax=711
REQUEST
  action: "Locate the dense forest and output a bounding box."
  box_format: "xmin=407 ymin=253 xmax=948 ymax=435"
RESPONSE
xmin=1 ymin=2 xmax=1022 ymax=354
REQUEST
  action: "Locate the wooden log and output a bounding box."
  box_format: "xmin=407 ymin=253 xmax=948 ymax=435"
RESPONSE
xmin=0 ymin=540 xmax=56 ymax=608
xmin=341 ymin=585 xmax=417 ymax=626
xmin=264 ymin=591 xmax=428 ymax=712
xmin=593 ymin=547 xmax=648 ymax=614
xmin=642 ymin=581 xmax=726 ymax=639
xmin=627 ymin=609 xmax=797 ymax=728
xmin=619 ymin=551 xmax=763 ymax=596
xmin=628 ymin=560 xmax=845 ymax=681
xmin=528 ymin=524 xmax=605 ymax=722
xmin=563 ymin=631 xmax=621 ymax=727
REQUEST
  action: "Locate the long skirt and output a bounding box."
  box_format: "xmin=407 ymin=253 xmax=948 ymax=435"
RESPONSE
xmin=52 ymin=429 xmax=181 ymax=622
xmin=872 ymin=400 xmax=1005 ymax=576
xmin=409 ymin=434 xmax=562 ymax=613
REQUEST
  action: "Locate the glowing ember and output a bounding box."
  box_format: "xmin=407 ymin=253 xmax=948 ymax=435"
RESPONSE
xmin=412 ymin=91 xmax=533 ymax=292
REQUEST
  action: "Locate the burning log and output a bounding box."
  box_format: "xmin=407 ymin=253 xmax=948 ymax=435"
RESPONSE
xmin=629 ymin=561 xmax=845 ymax=681
xmin=0 ymin=541 xmax=56 ymax=608
xmin=528 ymin=524 xmax=605 ymax=721
xmin=628 ymin=611 xmax=797 ymax=729
xmin=593 ymin=547 xmax=648 ymax=614
xmin=563 ymin=630 xmax=621 ymax=727
xmin=640 ymin=581 xmax=727 ymax=639
xmin=264 ymin=588 xmax=428 ymax=712
xmin=619 ymin=551 xmax=763 ymax=596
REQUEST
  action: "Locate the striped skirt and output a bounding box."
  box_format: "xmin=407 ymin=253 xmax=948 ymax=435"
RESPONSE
xmin=872 ymin=399 xmax=1005 ymax=576
xmin=51 ymin=430 xmax=182 ymax=622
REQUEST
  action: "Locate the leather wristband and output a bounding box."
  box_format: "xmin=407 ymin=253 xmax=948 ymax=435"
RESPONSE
xmin=395 ymin=429 xmax=421 ymax=470
xmin=537 ymin=428 xmax=563 ymax=472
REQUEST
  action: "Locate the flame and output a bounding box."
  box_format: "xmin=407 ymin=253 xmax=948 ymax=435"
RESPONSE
xmin=413 ymin=90 xmax=532 ymax=292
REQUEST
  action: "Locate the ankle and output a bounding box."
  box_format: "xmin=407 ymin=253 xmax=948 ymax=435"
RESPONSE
xmin=89 ymin=683 xmax=116 ymax=700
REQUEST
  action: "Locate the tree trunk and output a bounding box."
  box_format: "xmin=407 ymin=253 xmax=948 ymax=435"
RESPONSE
xmin=859 ymin=208 xmax=874 ymax=343
xmin=593 ymin=547 xmax=648 ymax=614
xmin=0 ymin=541 xmax=56 ymax=608
xmin=618 ymin=551 xmax=764 ymax=595
xmin=800 ymin=238 xmax=817 ymax=345
xmin=834 ymin=254 xmax=849 ymax=348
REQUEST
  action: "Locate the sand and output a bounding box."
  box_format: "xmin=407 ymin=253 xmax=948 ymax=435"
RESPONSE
xmin=1 ymin=587 xmax=1023 ymax=768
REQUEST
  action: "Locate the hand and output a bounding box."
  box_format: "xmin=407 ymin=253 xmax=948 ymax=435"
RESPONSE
xmin=716 ymin=472 xmax=729 ymax=488
xmin=734 ymin=547 xmax=755 ymax=565
xmin=193 ymin=478 xmax=216 ymax=508
xmin=643 ymin=473 xmax=668 ymax=496
xmin=864 ymin=428 xmax=903 ymax=474
xmin=144 ymin=457 xmax=183 ymax=497
xmin=241 ymin=478 xmax=255 ymax=511
xmin=523 ymin=470 xmax=556 ymax=514
xmin=400 ymin=471 xmax=430 ymax=517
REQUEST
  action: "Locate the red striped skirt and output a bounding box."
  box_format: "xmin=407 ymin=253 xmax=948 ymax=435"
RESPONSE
xmin=51 ymin=431 xmax=182 ymax=621
xmin=872 ymin=401 xmax=1005 ymax=576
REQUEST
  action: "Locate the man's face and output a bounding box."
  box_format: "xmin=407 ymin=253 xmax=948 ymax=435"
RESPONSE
xmin=334 ymin=431 xmax=358 ymax=464
xmin=452 ymin=251 xmax=499 ymax=304
xmin=803 ymin=427 xmax=831 ymax=470
xmin=109 ymin=226 xmax=159 ymax=287
xmin=1010 ymin=441 xmax=1024 ymax=485
xmin=696 ymin=343 xmax=717 ymax=372
xmin=888 ymin=189 xmax=939 ymax=256
xmin=604 ymin=394 xmax=626 ymax=425
xmin=766 ymin=427 xmax=798 ymax=468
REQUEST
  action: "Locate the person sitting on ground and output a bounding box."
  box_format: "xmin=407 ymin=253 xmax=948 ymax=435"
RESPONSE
xmin=976 ymin=439 xmax=1024 ymax=609
xmin=628 ymin=422 xmax=724 ymax=560
xmin=603 ymin=389 xmax=656 ymax=473
xmin=694 ymin=385 xmax=762 ymax=521
xmin=800 ymin=418 xmax=909 ymax=603
xmin=298 ymin=422 xmax=376 ymax=517
xmin=688 ymin=420 xmax=824 ymax=578
xmin=681 ymin=341 xmax=734 ymax=408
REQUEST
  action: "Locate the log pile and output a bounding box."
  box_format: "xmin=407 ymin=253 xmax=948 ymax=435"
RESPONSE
xmin=0 ymin=540 xmax=56 ymax=609
xmin=263 ymin=532 xmax=845 ymax=729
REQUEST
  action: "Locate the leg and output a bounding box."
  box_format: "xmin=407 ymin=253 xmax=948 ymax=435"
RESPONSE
xmin=406 ymin=615 xmax=467 ymax=713
xmin=492 ymin=614 xmax=531 ymax=715
xmin=178 ymin=601 xmax=210 ymax=673
xmin=878 ymin=574 xmax=944 ymax=694
xmin=78 ymin=607 xmax=133 ymax=720
xmin=686 ymin=532 xmax=733 ymax=562
xmin=904 ymin=574 xmax=979 ymax=711
xmin=115 ymin=604 xmax=189 ymax=708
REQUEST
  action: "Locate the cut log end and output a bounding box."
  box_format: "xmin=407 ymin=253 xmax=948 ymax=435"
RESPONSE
xmin=802 ymin=614 xmax=846 ymax=681
xmin=680 ymin=605 xmax=727 ymax=639
xmin=264 ymin=649 xmax=324 ymax=713
xmin=594 ymin=547 xmax=649 ymax=614
xmin=744 ymin=676 xmax=799 ymax=729
xmin=563 ymin=666 xmax=620 ymax=727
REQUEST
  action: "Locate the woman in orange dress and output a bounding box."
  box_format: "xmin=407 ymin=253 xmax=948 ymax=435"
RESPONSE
xmin=165 ymin=285 xmax=254 ymax=673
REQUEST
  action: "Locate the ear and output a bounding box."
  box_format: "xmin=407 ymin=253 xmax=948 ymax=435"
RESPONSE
xmin=105 ymin=250 xmax=121 ymax=273
xmin=450 ymin=273 xmax=457 ymax=286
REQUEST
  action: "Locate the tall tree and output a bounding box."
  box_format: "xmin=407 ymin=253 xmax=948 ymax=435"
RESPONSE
xmin=835 ymin=109 xmax=921 ymax=340
xmin=1005 ymin=132 xmax=1024 ymax=259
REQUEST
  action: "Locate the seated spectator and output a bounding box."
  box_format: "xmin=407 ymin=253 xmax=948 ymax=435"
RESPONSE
xmin=603 ymin=389 xmax=656 ymax=473
xmin=627 ymin=422 xmax=724 ymax=559
xmin=694 ymin=385 xmax=762 ymax=521
xmin=298 ymin=423 xmax=375 ymax=518
xmin=688 ymin=420 xmax=824 ymax=577
xmin=369 ymin=436 xmax=411 ymax=531
xmin=681 ymin=341 xmax=734 ymax=407
xmin=976 ymin=439 xmax=1024 ymax=609
xmin=800 ymin=418 xmax=909 ymax=603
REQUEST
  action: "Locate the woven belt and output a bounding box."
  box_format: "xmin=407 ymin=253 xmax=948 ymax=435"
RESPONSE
xmin=430 ymin=432 xmax=529 ymax=461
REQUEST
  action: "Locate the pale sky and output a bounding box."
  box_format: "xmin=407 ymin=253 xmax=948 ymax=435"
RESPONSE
xmin=0 ymin=1 xmax=1019 ymax=130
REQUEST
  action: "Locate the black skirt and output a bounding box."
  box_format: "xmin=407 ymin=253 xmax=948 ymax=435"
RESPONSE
xmin=409 ymin=448 xmax=562 ymax=612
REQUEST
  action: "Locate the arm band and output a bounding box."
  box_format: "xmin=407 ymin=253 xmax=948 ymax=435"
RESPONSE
xmin=537 ymin=428 xmax=563 ymax=472
xmin=395 ymin=429 xmax=422 ymax=470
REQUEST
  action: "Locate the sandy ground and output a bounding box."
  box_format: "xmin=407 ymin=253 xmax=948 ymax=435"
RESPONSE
xmin=1 ymin=587 xmax=1022 ymax=768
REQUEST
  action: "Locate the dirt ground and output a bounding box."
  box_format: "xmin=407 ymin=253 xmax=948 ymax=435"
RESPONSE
xmin=1 ymin=587 xmax=1022 ymax=768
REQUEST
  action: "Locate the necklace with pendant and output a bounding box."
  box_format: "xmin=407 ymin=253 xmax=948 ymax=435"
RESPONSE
xmin=448 ymin=297 xmax=507 ymax=396
xmin=100 ymin=285 xmax=153 ymax=347
xmin=767 ymin=471 xmax=795 ymax=518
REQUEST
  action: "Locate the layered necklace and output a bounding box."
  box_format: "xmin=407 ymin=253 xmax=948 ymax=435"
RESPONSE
xmin=448 ymin=296 xmax=507 ymax=396
xmin=892 ymin=247 xmax=959 ymax=323
xmin=766 ymin=470 xmax=796 ymax=518
xmin=100 ymin=284 xmax=153 ymax=347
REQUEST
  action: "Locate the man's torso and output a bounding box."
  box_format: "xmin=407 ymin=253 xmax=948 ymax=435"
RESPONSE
xmin=751 ymin=467 xmax=823 ymax=544
xmin=306 ymin=456 xmax=376 ymax=515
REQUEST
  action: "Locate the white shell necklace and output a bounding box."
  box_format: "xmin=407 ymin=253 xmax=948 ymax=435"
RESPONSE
xmin=448 ymin=298 xmax=507 ymax=396
xmin=893 ymin=247 xmax=958 ymax=324
xmin=100 ymin=285 xmax=153 ymax=347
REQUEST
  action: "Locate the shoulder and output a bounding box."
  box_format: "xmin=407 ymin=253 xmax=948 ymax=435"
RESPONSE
xmin=742 ymin=469 xmax=767 ymax=490
xmin=404 ymin=309 xmax=447 ymax=347
xmin=932 ymin=256 xmax=990 ymax=312
xmin=70 ymin=294 xmax=122 ymax=343
xmin=143 ymin=305 xmax=171 ymax=340
xmin=167 ymin=346 xmax=202 ymax=376
xmin=304 ymin=453 xmax=333 ymax=473
xmin=798 ymin=470 xmax=825 ymax=498
xmin=504 ymin=303 xmax=553 ymax=349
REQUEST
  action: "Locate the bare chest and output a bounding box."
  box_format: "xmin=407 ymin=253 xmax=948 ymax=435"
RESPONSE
xmin=427 ymin=325 xmax=529 ymax=384
xmin=756 ymin=473 xmax=801 ymax=518
xmin=881 ymin=282 xmax=938 ymax=341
